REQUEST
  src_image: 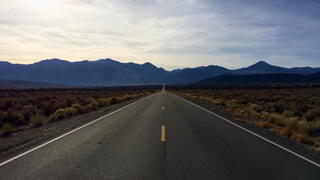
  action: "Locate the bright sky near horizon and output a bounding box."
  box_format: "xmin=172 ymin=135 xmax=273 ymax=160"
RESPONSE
xmin=1 ymin=0 xmax=320 ymax=70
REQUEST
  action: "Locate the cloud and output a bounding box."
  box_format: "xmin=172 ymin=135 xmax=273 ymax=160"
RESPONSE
xmin=0 ymin=0 xmax=320 ymax=69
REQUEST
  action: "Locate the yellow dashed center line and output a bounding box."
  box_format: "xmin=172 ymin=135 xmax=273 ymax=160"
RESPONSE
xmin=161 ymin=125 xmax=166 ymax=142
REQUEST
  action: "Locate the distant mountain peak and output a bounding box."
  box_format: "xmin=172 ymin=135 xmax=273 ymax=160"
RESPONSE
xmin=142 ymin=62 xmax=156 ymax=67
xmin=96 ymin=58 xmax=120 ymax=64
xmin=98 ymin=58 xmax=115 ymax=61
xmin=207 ymin=65 xmax=228 ymax=70
xmin=35 ymin=58 xmax=70 ymax=64
xmin=240 ymin=60 xmax=286 ymax=72
xmin=46 ymin=58 xmax=66 ymax=62
xmin=251 ymin=61 xmax=272 ymax=67
xmin=143 ymin=62 xmax=152 ymax=65
xmin=234 ymin=60 xmax=290 ymax=74
xmin=0 ymin=61 xmax=11 ymax=65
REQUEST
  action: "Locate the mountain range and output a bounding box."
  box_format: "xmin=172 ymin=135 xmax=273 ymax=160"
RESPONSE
xmin=0 ymin=59 xmax=319 ymax=86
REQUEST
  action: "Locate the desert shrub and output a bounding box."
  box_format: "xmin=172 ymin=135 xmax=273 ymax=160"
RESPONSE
xmin=30 ymin=114 xmax=43 ymax=127
xmin=63 ymin=107 xmax=78 ymax=117
xmin=118 ymin=96 xmax=130 ymax=102
xmin=50 ymin=109 xmax=65 ymax=121
xmin=226 ymin=100 xmax=241 ymax=110
xmin=272 ymin=104 xmax=285 ymax=113
xmin=297 ymin=121 xmax=312 ymax=133
xmin=314 ymin=136 xmax=320 ymax=147
xmin=0 ymin=111 xmax=5 ymax=126
xmin=279 ymin=128 xmax=291 ymax=137
xmin=256 ymin=121 xmax=273 ymax=129
xmin=304 ymin=107 xmax=320 ymax=121
xmin=21 ymin=105 xmax=38 ymax=121
xmin=249 ymin=104 xmax=263 ymax=113
xmin=311 ymin=118 xmax=320 ymax=132
xmin=6 ymin=109 xmax=25 ymax=125
xmin=171 ymin=88 xmax=320 ymax=148
xmin=210 ymin=98 xmax=224 ymax=106
xmin=0 ymin=122 xmax=14 ymax=137
xmin=291 ymin=133 xmax=313 ymax=145
xmin=86 ymin=98 xmax=96 ymax=104
xmin=71 ymin=104 xmax=87 ymax=113
xmin=121 ymin=95 xmax=132 ymax=101
xmin=87 ymin=100 xmax=98 ymax=111
xmin=50 ymin=107 xmax=77 ymax=121
xmin=97 ymin=98 xmax=110 ymax=108
xmin=110 ymin=97 xmax=118 ymax=104
xmin=43 ymin=102 xmax=56 ymax=116
xmin=233 ymin=108 xmax=246 ymax=117
xmin=283 ymin=110 xmax=295 ymax=117
xmin=64 ymin=98 xmax=74 ymax=107
xmin=296 ymin=105 xmax=311 ymax=116
xmin=0 ymin=100 xmax=13 ymax=110
xmin=282 ymin=117 xmax=299 ymax=130
xmin=264 ymin=113 xmax=282 ymax=125
xmin=0 ymin=89 xmax=154 ymax=132
xmin=245 ymin=108 xmax=260 ymax=119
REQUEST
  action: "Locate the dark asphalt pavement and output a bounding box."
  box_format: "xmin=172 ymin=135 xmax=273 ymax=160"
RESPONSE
xmin=0 ymin=90 xmax=320 ymax=180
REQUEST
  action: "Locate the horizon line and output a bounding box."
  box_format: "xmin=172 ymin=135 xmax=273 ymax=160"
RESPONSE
xmin=1 ymin=58 xmax=319 ymax=70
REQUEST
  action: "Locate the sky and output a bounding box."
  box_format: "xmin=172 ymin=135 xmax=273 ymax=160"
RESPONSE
xmin=1 ymin=0 xmax=320 ymax=70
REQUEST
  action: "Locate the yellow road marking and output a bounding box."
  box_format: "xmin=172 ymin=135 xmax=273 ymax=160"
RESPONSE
xmin=161 ymin=125 xmax=166 ymax=142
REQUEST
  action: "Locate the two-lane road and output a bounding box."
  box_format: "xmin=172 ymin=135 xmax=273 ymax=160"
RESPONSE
xmin=1 ymin=90 xmax=320 ymax=179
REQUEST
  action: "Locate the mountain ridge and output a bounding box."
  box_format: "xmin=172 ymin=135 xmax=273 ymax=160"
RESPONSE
xmin=0 ymin=58 xmax=319 ymax=86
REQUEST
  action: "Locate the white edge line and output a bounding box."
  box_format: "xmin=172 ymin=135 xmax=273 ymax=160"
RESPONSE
xmin=174 ymin=94 xmax=320 ymax=168
xmin=0 ymin=93 xmax=155 ymax=167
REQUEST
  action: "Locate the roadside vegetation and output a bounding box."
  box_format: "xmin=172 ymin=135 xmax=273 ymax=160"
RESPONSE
xmin=171 ymin=88 xmax=320 ymax=151
xmin=0 ymin=88 xmax=156 ymax=137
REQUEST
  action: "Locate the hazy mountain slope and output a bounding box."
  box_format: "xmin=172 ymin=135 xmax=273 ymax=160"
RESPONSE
xmin=0 ymin=59 xmax=168 ymax=86
xmin=197 ymin=73 xmax=320 ymax=85
xmin=235 ymin=61 xmax=288 ymax=73
xmin=165 ymin=65 xmax=231 ymax=84
xmin=0 ymin=79 xmax=62 ymax=88
xmin=166 ymin=61 xmax=320 ymax=84
xmin=235 ymin=61 xmax=320 ymax=74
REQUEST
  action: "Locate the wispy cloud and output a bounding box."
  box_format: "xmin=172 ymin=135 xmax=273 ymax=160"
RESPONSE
xmin=0 ymin=0 xmax=319 ymax=69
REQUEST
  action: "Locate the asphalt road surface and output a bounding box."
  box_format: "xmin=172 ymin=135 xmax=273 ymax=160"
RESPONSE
xmin=1 ymin=90 xmax=320 ymax=180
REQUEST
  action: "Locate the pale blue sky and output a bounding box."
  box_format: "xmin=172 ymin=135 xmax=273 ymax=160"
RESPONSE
xmin=1 ymin=0 xmax=320 ymax=70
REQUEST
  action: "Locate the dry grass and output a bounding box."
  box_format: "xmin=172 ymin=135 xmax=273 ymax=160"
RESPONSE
xmin=171 ymin=88 xmax=320 ymax=150
xmin=0 ymin=89 xmax=156 ymax=136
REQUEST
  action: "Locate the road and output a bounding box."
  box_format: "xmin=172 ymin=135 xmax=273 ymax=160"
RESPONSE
xmin=0 ymin=89 xmax=320 ymax=179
